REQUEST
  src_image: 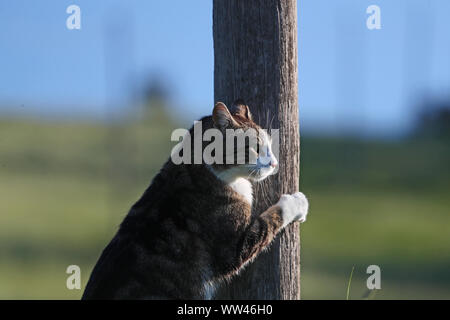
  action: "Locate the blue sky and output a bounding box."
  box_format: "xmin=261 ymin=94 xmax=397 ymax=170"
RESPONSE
xmin=1 ymin=0 xmax=449 ymax=136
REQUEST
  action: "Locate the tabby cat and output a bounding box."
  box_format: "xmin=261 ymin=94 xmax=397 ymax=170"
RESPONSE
xmin=82 ymin=100 xmax=309 ymax=300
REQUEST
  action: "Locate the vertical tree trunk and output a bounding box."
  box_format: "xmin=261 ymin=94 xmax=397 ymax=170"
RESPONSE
xmin=213 ymin=0 xmax=301 ymax=300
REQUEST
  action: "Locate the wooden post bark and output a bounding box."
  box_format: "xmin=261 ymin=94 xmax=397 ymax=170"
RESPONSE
xmin=213 ymin=0 xmax=301 ymax=299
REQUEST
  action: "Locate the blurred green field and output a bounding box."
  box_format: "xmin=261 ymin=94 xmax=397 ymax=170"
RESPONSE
xmin=0 ymin=113 xmax=449 ymax=299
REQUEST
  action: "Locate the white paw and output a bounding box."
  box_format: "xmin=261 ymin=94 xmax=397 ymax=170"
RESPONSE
xmin=277 ymin=192 xmax=309 ymax=228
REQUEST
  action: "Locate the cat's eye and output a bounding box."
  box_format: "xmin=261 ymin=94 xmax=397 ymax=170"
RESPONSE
xmin=257 ymin=144 xmax=266 ymax=157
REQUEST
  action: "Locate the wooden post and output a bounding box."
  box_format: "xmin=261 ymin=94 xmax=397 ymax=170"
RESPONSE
xmin=213 ymin=0 xmax=301 ymax=299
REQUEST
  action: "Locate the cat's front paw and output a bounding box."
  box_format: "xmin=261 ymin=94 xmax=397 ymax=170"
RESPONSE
xmin=277 ymin=192 xmax=309 ymax=228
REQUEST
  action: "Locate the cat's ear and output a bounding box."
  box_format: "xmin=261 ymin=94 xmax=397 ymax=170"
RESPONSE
xmin=231 ymin=99 xmax=252 ymax=121
xmin=213 ymin=102 xmax=237 ymax=130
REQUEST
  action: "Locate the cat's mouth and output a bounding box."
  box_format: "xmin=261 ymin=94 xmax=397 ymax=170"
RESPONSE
xmin=248 ymin=164 xmax=276 ymax=182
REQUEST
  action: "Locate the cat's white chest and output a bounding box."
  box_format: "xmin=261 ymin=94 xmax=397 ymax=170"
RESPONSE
xmin=228 ymin=178 xmax=253 ymax=206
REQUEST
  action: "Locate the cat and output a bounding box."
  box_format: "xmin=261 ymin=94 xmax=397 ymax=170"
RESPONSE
xmin=82 ymin=100 xmax=309 ymax=300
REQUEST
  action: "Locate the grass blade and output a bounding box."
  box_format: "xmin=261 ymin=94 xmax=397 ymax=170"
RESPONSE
xmin=346 ymin=266 xmax=355 ymax=300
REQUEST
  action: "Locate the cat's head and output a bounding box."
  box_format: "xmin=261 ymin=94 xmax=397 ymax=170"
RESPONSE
xmin=208 ymin=100 xmax=278 ymax=182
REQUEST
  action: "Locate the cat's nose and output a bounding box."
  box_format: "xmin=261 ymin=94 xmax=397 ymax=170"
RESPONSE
xmin=270 ymin=160 xmax=278 ymax=168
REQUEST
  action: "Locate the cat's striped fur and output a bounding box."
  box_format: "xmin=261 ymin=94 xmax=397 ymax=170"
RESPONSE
xmin=82 ymin=101 xmax=308 ymax=299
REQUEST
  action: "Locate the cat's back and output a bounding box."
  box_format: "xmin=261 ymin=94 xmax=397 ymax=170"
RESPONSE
xmin=82 ymin=161 xmax=243 ymax=299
